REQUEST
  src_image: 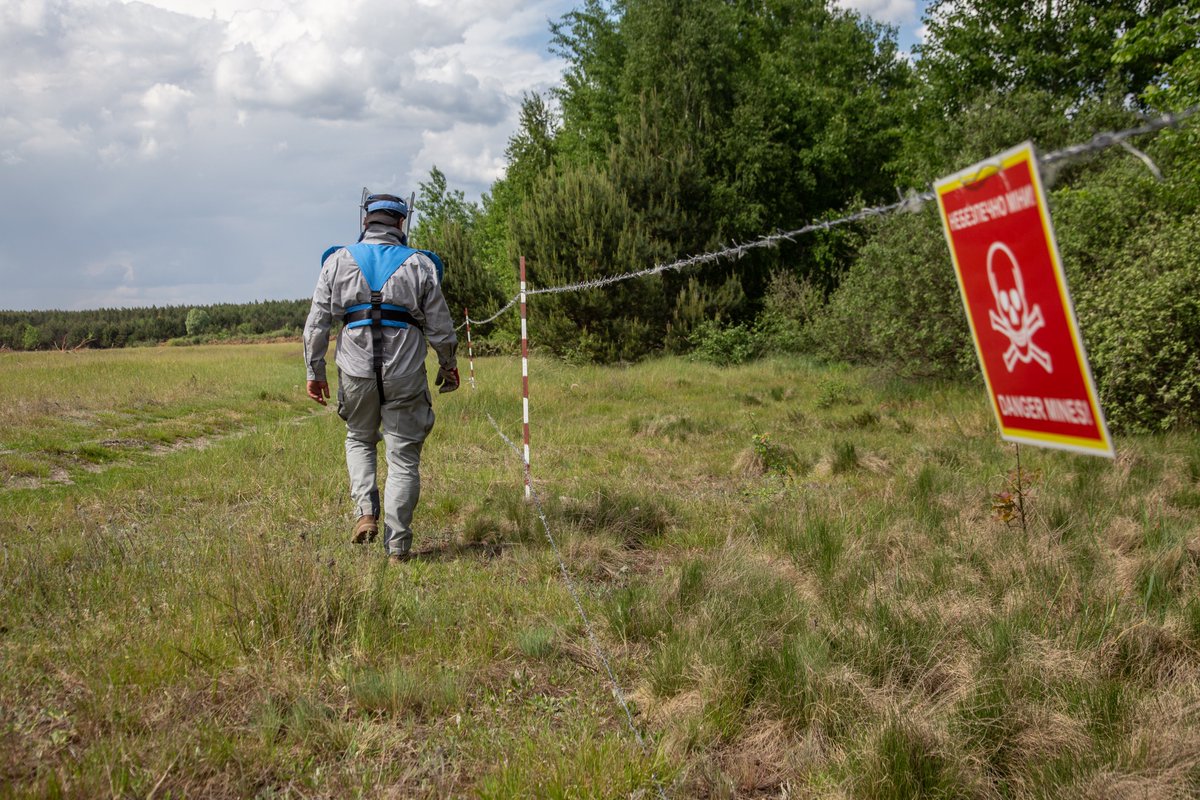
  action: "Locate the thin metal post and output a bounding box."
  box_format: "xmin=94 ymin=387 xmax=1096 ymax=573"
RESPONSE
xmin=1015 ymin=443 xmax=1028 ymax=536
xmin=520 ymin=256 xmax=531 ymax=500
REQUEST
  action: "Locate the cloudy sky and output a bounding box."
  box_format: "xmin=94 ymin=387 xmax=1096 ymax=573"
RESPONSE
xmin=1 ymin=0 xmax=927 ymax=311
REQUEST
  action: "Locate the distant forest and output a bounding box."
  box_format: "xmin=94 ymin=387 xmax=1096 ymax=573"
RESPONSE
xmin=0 ymin=300 xmax=308 ymax=351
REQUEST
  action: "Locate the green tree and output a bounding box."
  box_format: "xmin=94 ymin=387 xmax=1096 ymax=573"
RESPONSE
xmin=503 ymin=94 xmax=558 ymax=202
xmin=513 ymin=0 xmax=911 ymax=358
xmin=1113 ymin=1 xmax=1200 ymax=111
xmin=550 ymin=0 xmax=626 ymax=165
xmin=607 ymin=93 xmax=742 ymax=349
xmin=511 ymin=162 xmax=665 ymax=361
xmin=410 ymin=166 xmax=502 ymax=320
xmin=431 ymin=219 xmax=503 ymax=322
xmin=473 ymin=93 xmax=565 ymax=299
xmin=21 ymin=323 xmax=40 ymax=351
xmin=613 ymin=0 xmax=908 ymax=234
xmin=185 ymin=308 xmax=211 ymax=336
xmin=411 ymin=166 xmax=476 ymax=242
xmin=918 ymin=0 xmax=1183 ymax=113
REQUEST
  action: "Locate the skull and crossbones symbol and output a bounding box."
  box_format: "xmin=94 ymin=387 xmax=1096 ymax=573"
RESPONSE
xmin=987 ymin=241 xmax=1052 ymax=373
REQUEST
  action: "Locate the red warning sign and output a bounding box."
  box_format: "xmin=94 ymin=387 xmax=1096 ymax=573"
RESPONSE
xmin=935 ymin=142 xmax=1113 ymax=457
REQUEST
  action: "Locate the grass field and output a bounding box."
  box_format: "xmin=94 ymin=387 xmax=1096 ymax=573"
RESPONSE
xmin=2 ymin=342 xmax=1199 ymax=798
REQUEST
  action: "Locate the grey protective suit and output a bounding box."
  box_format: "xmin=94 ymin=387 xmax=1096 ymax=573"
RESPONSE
xmin=303 ymin=223 xmax=458 ymax=555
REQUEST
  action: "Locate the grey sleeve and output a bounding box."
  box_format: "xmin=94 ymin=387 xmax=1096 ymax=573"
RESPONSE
xmin=417 ymin=256 xmax=458 ymax=370
xmin=303 ymin=260 xmax=335 ymax=382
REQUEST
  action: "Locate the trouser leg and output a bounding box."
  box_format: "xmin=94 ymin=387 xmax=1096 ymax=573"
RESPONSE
xmin=380 ymin=375 xmax=436 ymax=556
xmin=338 ymin=373 xmax=383 ymax=519
xmin=345 ymin=439 xmax=380 ymax=518
xmin=381 ymin=433 xmax=423 ymax=555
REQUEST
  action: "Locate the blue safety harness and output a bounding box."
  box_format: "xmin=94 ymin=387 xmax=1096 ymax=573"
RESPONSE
xmin=320 ymin=244 xmax=444 ymax=283
xmin=321 ymin=242 xmax=445 ymax=402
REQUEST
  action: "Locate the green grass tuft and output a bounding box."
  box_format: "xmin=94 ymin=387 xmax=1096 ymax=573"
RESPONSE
xmin=832 ymin=440 xmax=859 ymax=473
xmin=350 ymin=666 xmax=462 ymax=717
xmin=559 ymin=488 xmax=673 ymax=548
xmin=515 ymin=625 xmax=556 ymax=659
xmin=852 ymin=719 xmax=965 ymax=800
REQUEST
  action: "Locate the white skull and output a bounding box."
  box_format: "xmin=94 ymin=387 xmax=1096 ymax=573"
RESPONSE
xmin=986 ymin=241 xmax=1052 ymax=373
xmin=989 ymin=244 xmax=1028 ymax=336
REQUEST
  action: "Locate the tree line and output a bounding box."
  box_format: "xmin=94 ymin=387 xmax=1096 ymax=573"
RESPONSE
xmin=0 ymin=300 xmax=308 ymax=351
xmin=414 ymin=0 xmax=1199 ymax=432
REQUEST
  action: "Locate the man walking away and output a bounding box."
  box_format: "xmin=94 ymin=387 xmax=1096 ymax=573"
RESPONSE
xmin=303 ymin=192 xmax=459 ymax=563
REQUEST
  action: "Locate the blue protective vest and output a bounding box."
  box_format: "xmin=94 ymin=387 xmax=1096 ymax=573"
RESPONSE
xmin=320 ymin=242 xmax=444 ymax=402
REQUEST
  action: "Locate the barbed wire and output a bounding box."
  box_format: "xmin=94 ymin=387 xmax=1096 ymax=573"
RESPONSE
xmin=1040 ymin=105 xmax=1197 ymax=166
xmin=525 ymin=202 xmax=900 ymax=296
xmin=484 ymin=411 xmax=670 ymax=800
xmin=456 ymin=104 xmax=1198 ymax=331
xmin=460 ymin=295 xmax=520 ymax=328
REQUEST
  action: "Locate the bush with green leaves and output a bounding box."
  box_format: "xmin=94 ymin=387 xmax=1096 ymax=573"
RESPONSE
xmin=1070 ymin=211 xmax=1200 ymax=432
xmin=21 ymin=323 xmax=41 ymax=351
xmin=806 ymin=209 xmax=975 ymax=379
xmin=663 ymin=275 xmax=746 ymax=354
xmin=687 ymin=320 xmax=758 ymax=366
xmin=1054 ymin=122 xmax=1200 ymax=433
xmin=752 ymin=270 xmax=824 ymax=356
xmin=511 ymin=163 xmax=669 ymax=363
xmin=184 ymin=308 xmax=211 ymax=337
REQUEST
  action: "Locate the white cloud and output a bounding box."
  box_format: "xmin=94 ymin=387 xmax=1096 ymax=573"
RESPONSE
xmin=2 ymin=116 xmax=92 ymax=155
xmin=0 ymin=0 xmax=574 ymax=310
xmin=0 ymin=1 xmax=221 ymax=161
xmin=137 ymin=84 xmax=196 ymax=156
xmin=141 ymin=83 xmax=194 ymax=119
xmin=415 ymin=121 xmax=510 ymax=191
xmin=1 ymin=0 xmax=569 ymax=156
xmin=84 ymin=252 xmax=136 ymax=286
xmin=1 ymin=0 xmax=63 ymax=31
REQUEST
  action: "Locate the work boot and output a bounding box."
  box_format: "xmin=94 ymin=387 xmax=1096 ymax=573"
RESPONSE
xmin=351 ymin=515 xmax=377 ymax=544
xmin=387 ymin=552 xmax=411 ymax=565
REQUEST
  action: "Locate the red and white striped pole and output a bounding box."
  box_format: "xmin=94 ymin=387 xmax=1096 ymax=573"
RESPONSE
xmin=520 ymin=256 xmax=531 ymax=500
xmin=464 ymin=307 xmax=476 ymax=388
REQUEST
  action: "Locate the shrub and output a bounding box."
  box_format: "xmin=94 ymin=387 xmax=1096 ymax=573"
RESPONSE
xmin=815 ymin=378 xmax=861 ymax=409
xmin=687 ymin=320 xmax=758 ymax=366
xmin=185 ymin=308 xmax=211 ymax=336
xmin=807 ymin=209 xmax=975 ymax=379
xmin=664 ymin=276 xmax=747 ymax=354
xmin=735 ymin=432 xmax=799 ymax=477
xmin=510 ymin=163 xmax=669 ymax=363
xmin=1055 ymin=132 xmax=1200 ymax=433
xmin=1073 ymin=211 xmax=1200 ymax=432
xmin=21 ymin=323 xmax=40 ymax=351
xmin=753 ymin=270 xmax=823 ymax=355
